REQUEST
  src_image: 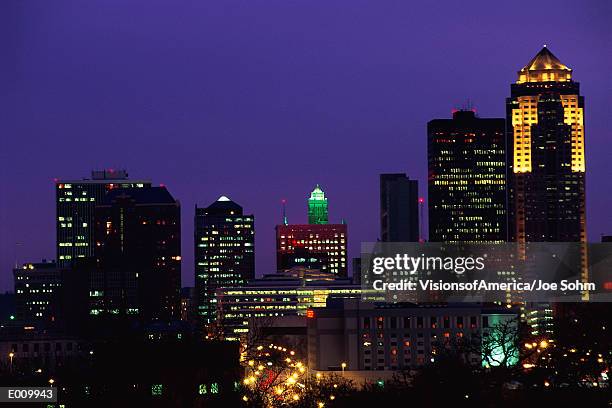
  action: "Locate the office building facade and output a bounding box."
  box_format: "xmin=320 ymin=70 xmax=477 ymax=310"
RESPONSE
xmin=507 ymin=46 xmax=586 ymax=244
xmin=13 ymin=261 xmax=88 ymax=332
xmin=216 ymin=268 xmax=361 ymax=341
xmin=276 ymin=224 xmax=347 ymax=276
xmin=506 ymin=47 xmax=587 ymax=335
xmin=428 ymin=110 xmax=507 ymax=243
xmin=380 ymin=173 xmax=419 ymax=242
xmin=307 ymin=299 xmax=517 ymax=372
xmin=55 ymin=169 xmax=150 ymax=267
xmin=194 ymin=196 xmax=255 ymax=326
xmin=92 ymin=187 xmax=181 ymax=322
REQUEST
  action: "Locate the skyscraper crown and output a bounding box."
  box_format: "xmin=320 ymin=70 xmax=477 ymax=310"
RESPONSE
xmin=309 ymin=184 xmax=326 ymax=201
xmin=202 ymin=196 xmax=243 ymax=215
xmin=517 ymin=46 xmax=572 ymax=84
xmin=308 ymin=184 xmax=328 ymax=224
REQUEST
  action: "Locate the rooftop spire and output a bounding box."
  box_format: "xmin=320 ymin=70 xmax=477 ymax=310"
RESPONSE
xmin=281 ymin=199 xmax=288 ymax=225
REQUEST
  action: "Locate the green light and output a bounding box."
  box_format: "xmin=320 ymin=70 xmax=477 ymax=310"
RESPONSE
xmin=199 ymin=382 xmax=219 ymax=395
xmin=9 ymin=315 xmax=15 ymax=320
xmin=482 ymin=315 xmax=519 ymax=367
xmin=151 ymin=384 xmax=163 ymax=396
xmin=308 ymin=185 xmax=328 ymax=224
xmin=376 ymin=379 xmax=385 ymax=388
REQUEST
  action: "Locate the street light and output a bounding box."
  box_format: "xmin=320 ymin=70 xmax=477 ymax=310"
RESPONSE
xmin=341 ymin=362 xmax=346 ymax=373
xmin=8 ymin=352 xmax=14 ymax=372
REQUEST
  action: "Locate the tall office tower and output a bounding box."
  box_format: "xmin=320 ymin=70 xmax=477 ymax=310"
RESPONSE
xmin=308 ymin=185 xmax=328 ymax=225
xmin=91 ymin=187 xmax=181 ymax=322
xmin=380 ymin=174 xmax=419 ymax=242
xmin=507 ymin=46 xmax=586 ymax=245
xmin=427 ymin=110 xmax=507 ymax=243
xmin=194 ymin=196 xmax=255 ymax=326
xmin=277 ymin=186 xmax=347 ymax=275
xmin=56 ymin=170 xmax=151 ymax=267
xmin=507 ymin=47 xmax=586 ymax=336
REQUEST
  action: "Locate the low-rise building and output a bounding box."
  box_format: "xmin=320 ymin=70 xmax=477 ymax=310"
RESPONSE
xmin=216 ymin=268 xmax=362 ymax=341
xmin=307 ymin=298 xmax=517 ymax=372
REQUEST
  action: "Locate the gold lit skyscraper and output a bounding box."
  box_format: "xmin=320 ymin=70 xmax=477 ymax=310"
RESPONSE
xmin=507 ymin=46 xmax=586 ymax=245
xmin=507 ymin=46 xmax=587 ymax=335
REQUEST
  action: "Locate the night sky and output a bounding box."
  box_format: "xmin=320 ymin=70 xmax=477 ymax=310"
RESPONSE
xmin=1 ymin=0 xmax=611 ymax=291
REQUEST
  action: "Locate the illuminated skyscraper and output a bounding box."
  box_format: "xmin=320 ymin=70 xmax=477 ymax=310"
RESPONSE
xmin=194 ymin=196 xmax=254 ymax=326
xmin=277 ymin=186 xmax=347 ymax=275
xmin=507 ymin=46 xmax=586 ymax=245
xmin=308 ymin=185 xmax=328 ymax=225
xmin=507 ymin=47 xmax=587 ymax=336
xmin=55 ymin=170 xmax=151 ymax=267
xmin=380 ymin=174 xmax=419 ymax=242
xmin=427 ymin=110 xmax=507 ymax=243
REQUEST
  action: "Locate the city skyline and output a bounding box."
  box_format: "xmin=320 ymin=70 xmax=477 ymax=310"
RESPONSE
xmin=2 ymin=0 xmax=612 ymax=292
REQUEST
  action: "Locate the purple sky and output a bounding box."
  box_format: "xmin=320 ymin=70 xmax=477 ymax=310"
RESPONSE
xmin=1 ymin=0 xmax=611 ymax=291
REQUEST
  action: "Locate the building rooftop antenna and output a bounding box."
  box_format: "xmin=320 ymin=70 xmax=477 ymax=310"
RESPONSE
xmin=281 ymin=199 xmax=288 ymax=225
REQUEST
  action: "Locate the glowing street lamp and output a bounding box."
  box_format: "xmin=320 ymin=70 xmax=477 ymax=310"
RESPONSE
xmin=8 ymin=352 xmax=14 ymax=372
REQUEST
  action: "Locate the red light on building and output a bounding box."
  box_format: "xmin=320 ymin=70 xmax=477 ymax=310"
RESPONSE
xmin=306 ymin=309 xmax=315 ymax=318
xmin=275 ymin=223 xmax=348 ymax=276
xmin=603 ymin=282 xmax=612 ymax=290
xmin=418 ymin=197 xmax=425 ymax=204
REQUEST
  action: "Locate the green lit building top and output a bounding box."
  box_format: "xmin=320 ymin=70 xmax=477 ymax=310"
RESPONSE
xmin=307 ymin=184 xmax=328 ymax=225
